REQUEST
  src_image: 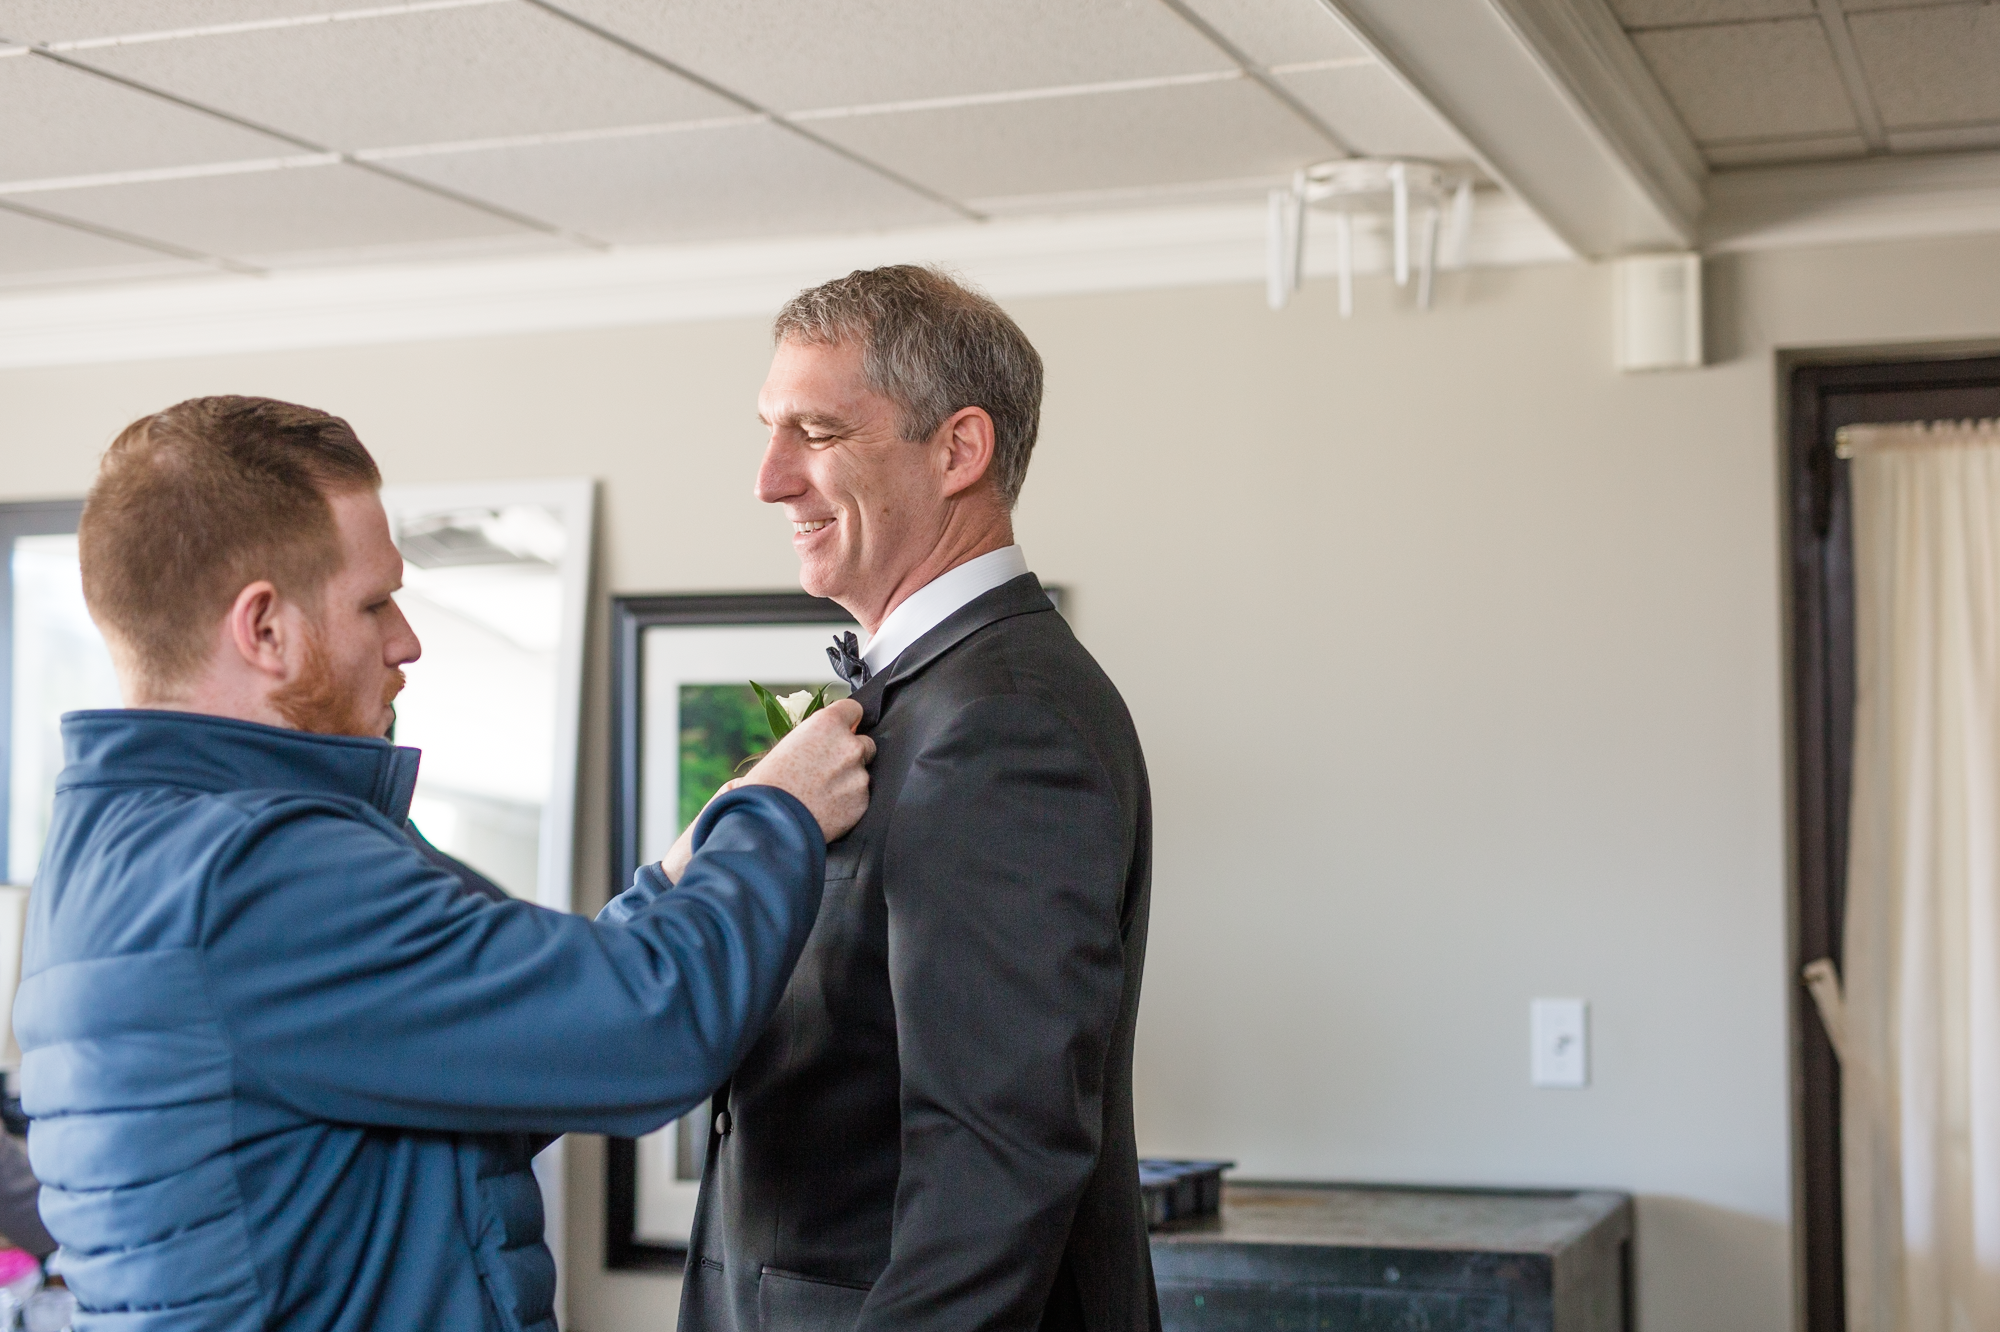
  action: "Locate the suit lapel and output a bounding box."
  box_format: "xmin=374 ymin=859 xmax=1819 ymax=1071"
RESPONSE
xmin=849 ymin=573 xmax=1053 ymax=728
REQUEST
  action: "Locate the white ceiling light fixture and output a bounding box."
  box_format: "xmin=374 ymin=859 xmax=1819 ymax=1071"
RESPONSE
xmin=1266 ymin=159 xmax=1474 ymax=315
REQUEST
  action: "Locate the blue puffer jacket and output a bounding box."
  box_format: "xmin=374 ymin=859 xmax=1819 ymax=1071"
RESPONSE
xmin=17 ymin=710 xmax=825 ymax=1332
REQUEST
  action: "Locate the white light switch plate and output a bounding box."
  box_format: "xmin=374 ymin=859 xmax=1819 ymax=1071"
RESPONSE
xmin=1531 ymin=998 xmax=1589 ymax=1088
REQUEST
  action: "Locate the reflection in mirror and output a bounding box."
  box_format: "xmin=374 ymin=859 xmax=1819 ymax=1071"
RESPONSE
xmin=392 ymin=506 xmax=566 ymax=900
xmin=379 ymin=482 xmax=592 ymax=921
xmin=7 ymin=533 xmax=120 ymax=886
xmin=3 ymin=483 xmax=594 ymax=1304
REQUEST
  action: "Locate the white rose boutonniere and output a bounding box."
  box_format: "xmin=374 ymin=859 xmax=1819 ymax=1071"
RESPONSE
xmin=750 ymin=680 xmax=838 ymax=742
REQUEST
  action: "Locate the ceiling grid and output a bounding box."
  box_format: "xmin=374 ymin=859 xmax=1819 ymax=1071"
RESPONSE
xmin=20 ymin=39 xmax=609 ymax=254
xmin=1 ymin=0 xmax=1997 ymax=304
xmin=1811 ymin=0 xmax=1889 ymax=151
xmin=0 ymin=0 xmax=1472 ymax=289
xmin=1154 ymin=0 xmax=1358 ymax=154
xmin=1612 ymin=0 xmax=2000 ymax=167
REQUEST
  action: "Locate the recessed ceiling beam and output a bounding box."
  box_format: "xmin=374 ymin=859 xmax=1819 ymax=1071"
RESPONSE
xmin=1320 ymin=0 xmax=1706 ymax=258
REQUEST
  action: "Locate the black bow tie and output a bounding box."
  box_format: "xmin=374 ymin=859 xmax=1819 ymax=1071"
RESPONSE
xmin=828 ymin=631 xmax=871 ymax=690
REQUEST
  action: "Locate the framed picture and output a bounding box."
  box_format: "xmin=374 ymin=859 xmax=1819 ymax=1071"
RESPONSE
xmin=604 ymin=591 xmax=860 ymax=1270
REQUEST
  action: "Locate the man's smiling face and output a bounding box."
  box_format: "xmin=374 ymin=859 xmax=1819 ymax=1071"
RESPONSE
xmin=755 ymin=337 xmax=951 ymax=628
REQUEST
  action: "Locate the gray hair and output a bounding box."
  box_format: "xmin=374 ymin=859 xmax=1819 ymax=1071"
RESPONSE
xmin=773 ymin=265 xmax=1044 ymax=507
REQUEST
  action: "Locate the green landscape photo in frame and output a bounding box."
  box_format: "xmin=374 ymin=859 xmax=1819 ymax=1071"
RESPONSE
xmin=677 ymin=682 xmax=847 ymax=828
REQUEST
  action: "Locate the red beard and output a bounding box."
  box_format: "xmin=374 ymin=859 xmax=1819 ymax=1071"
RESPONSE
xmin=271 ymin=623 xmax=406 ymax=738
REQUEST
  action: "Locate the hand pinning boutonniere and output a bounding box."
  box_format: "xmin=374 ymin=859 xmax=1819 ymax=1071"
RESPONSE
xmin=750 ymin=681 xmax=837 ymax=743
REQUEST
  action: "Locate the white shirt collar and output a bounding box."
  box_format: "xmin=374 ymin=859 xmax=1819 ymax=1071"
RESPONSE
xmin=861 ymin=545 xmax=1029 ymax=675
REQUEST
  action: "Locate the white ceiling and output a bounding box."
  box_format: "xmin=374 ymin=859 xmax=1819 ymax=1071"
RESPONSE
xmin=1613 ymin=0 xmax=2000 ymax=166
xmin=0 ymin=0 xmax=1482 ymax=290
xmin=5 ymin=0 xmax=2000 ymax=332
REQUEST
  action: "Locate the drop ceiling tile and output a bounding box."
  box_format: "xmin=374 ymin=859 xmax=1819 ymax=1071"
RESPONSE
xmin=385 ymin=122 xmax=962 ymax=244
xmin=1632 ymin=20 xmax=1857 ymax=141
xmin=22 ymin=162 xmax=533 ymax=261
xmin=1609 ymin=0 xmax=1812 ymax=26
xmin=73 ymin=2 xmax=739 ymax=150
xmin=803 ymin=79 xmax=1330 ymax=203
xmin=1172 ymin=0 xmax=1370 ymax=67
xmin=0 ymin=204 xmax=208 ymax=281
xmin=550 ymin=0 xmax=1231 ymax=113
xmin=1279 ymin=64 xmax=1470 ymax=159
xmin=1703 ymin=133 xmax=1868 ymax=165
xmin=1850 ymin=5 xmax=2000 ymax=129
xmin=0 ymin=53 xmax=295 ymax=181
xmin=0 ymin=0 xmax=349 ymax=45
xmin=1842 ymin=0 xmax=1952 ymax=10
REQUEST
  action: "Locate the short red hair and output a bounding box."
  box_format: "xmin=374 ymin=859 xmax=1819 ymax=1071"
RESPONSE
xmin=79 ymin=396 xmax=381 ymax=692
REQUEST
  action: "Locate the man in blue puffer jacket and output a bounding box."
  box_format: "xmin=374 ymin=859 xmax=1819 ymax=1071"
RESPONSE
xmin=17 ymin=396 xmax=875 ymax=1331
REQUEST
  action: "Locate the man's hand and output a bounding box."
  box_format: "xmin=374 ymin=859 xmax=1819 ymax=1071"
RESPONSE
xmin=659 ymin=699 xmax=874 ymax=881
xmin=742 ymin=699 xmax=873 ymax=840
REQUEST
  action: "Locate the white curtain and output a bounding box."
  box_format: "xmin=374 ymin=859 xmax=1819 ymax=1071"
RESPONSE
xmin=1841 ymin=419 xmax=2000 ymax=1332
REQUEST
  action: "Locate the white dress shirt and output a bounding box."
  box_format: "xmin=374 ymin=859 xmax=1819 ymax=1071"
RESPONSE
xmin=861 ymin=545 xmax=1030 ymax=676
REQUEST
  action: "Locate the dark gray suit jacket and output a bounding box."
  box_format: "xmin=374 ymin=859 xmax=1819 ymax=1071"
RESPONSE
xmin=678 ymin=573 xmax=1158 ymax=1332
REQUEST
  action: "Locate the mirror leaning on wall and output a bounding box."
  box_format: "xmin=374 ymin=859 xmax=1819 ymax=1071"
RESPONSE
xmin=0 ymin=480 xmax=595 ymax=1325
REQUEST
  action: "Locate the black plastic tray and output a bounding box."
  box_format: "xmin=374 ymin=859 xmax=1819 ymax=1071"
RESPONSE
xmin=1139 ymin=1159 xmax=1233 ymax=1229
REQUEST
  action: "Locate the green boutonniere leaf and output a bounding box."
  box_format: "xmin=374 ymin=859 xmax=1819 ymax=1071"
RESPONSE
xmin=749 ymin=681 xmax=795 ymax=742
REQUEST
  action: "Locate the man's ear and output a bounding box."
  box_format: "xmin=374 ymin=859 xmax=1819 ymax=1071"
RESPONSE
xmin=224 ymin=580 xmax=294 ymax=681
xmin=937 ymin=406 xmax=997 ymax=500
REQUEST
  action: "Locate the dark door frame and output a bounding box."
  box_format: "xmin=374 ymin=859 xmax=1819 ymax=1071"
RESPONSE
xmin=1781 ymin=343 xmax=2000 ymax=1332
xmin=0 ymin=499 xmax=87 ymax=881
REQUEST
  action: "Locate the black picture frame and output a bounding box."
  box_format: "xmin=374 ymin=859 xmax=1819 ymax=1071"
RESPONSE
xmin=601 ymin=583 xmax=1063 ymax=1270
xmin=0 ymin=500 xmax=87 ymax=881
xmin=604 ymin=591 xmax=855 ymax=1271
xmin=1781 ymin=347 xmax=2000 ymax=1332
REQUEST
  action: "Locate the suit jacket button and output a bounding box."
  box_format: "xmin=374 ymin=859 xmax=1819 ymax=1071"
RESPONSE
xmin=715 ymin=1110 xmax=731 ymax=1136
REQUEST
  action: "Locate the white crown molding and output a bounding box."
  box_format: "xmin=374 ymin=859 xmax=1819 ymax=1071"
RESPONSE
xmin=1322 ymin=0 xmax=1702 ymax=258
xmin=6 ymin=148 xmax=1998 ymax=373
xmin=1704 ymin=150 xmax=2000 ymax=253
xmin=0 ymin=197 xmax=1569 ymax=370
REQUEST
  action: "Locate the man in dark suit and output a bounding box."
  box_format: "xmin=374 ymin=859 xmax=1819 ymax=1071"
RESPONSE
xmin=677 ymin=265 xmax=1157 ymax=1332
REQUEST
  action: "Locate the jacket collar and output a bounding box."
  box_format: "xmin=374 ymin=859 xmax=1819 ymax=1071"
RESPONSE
xmin=849 ymin=573 xmax=1054 ymax=728
xmin=58 ymin=709 xmax=422 ymax=823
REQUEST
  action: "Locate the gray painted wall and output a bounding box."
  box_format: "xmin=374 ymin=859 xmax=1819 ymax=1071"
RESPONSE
xmin=7 ymin=231 xmax=2000 ymax=1329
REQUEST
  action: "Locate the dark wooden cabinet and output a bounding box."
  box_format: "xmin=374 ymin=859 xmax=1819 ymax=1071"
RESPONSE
xmin=1150 ymin=1183 xmax=1632 ymax=1332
